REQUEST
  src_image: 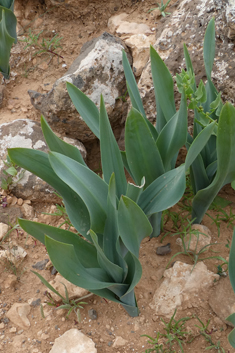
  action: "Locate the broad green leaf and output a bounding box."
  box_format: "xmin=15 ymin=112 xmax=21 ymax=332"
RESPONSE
xmin=210 ymin=92 xmax=222 ymax=111
xmin=139 ymin=165 xmax=186 ymax=215
xmin=232 ymin=180 xmax=235 ymax=190
xmin=150 ymin=46 xmax=176 ymax=122
xmin=66 ymin=82 xmax=100 ymax=139
xmin=99 ymin=95 xmax=127 ymax=198
xmin=5 ymin=166 xmax=17 ymax=176
xmin=45 ymin=235 xmax=115 ymax=289
xmin=48 ymin=152 xmax=108 ymax=233
xmin=18 ymin=219 xmax=99 ymax=268
xmin=227 ymin=315 xmax=235 ymax=348
xmin=203 ymin=18 xmax=215 ymax=79
xmin=102 ymin=174 xmax=127 ymax=274
xmin=121 ymin=151 xmax=136 ymax=182
xmin=189 ymin=153 xmax=210 ymax=194
xmin=156 ymin=91 xmax=187 ymax=171
xmin=185 ymin=121 xmax=216 ymax=171
xmin=41 ymin=116 xmax=86 ymax=165
xmin=8 ymin=148 xmax=90 ymax=237
xmin=89 ymin=230 xmax=124 ymax=283
xmin=206 ymin=160 xmax=217 ymax=181
xmin=0 ymin=0 xmax=14 ymax=10
xmin=122 ymin=50 xmax=146 ymax=118
xmin=228 ymin=229 xmax=235 ymax=293
xmin=149 ymin=212 xmax=162 ymax=238
xmin=0 ymin=7 xmax=17 ymax=78
xmin=126 ymin=81 xmax=159 ymax=140
xmin=122 ymin=253 xmax=142 ymax=298
xmin=125 ymin=108 xmax=165 ymax=187
xmin=192 ymin=103 xmax=235 ymax=223
xmin=118 ymin=195 xmax=152 ymax=258
xmin=126 ymin=177 xmax=145 ymax=203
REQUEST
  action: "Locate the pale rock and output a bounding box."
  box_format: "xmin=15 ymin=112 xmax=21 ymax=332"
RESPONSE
xmin=17 ymin=198 xmax=24 ymax=206
xmin=0 ymin=119 xmax=86 ymax=201
xmin=0 ymin=223 xmax=9 ymax=241
xmin=3 ymin=274 xmax=17 ymax=289
xmin=0 ymin=323 xmax=4 ymax=329
xmin=0 ymin=245 xmax=27 ymax=265
xmin=150 ymin=261 xmax=219 ymax=318
xmin=176 ymin=224 xmax=212 ymax=253
xmin=125 ymin=34 xmax=155 ymax=76
xmin=116 ymin=21 xmax=152 ymax=37
xmin=20 ymin=204 xmax=35 ymax=219
xmin=108 ymin=13 xmax=129 ymax=33
xmin=113 ymin=336 xmax=128 ymax=347
xmin=49 ymin=329 xmax=97 ymax=353
xmin=9 ymin=327 xmax=17 ymax=333
xmin=48 ymin=273 xmax=90 ymax=301
xmin=11 ymin=334 xmax=27 ymax=349
xmin=28 ymin=33 xmax=131 ymax=142
xmin=6 ymin=303 xmax=31 ymax=329
xmin=209 ymin=276 xmax=235 ymax=326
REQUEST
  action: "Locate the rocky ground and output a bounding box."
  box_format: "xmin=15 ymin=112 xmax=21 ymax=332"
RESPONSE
xmin=0 ymin=0 xmax=235 ymax=352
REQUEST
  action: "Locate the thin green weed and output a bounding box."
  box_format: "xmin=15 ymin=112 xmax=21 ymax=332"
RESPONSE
xmin=143 ymin=309 xmax=194 ymax=353
xmin=148 ymin=0 xmax=171 ymax=17
xmin=195 ymin=317 xmax=226 ymax=352
xmin=35 ymin=271 xmax=92 ymax=322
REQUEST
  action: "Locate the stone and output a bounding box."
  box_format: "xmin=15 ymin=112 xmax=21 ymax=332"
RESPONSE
xmin=0 ymin=245 xmax=27 ymax=265
xmin=138 ymin=0 xmax=235 ymax=123
xmin=6 ymin=303 xmax=31 ymax=329
xmin=20 ymin=204 xmax=35 ymax=219
xmin=0 ymin=119 xmax=86 ymax=201
xmin=32 ymin=259 xmax=49 ymax=270
xmin=150 ymin=261 xmax=219 ymax=318
xmin=156 ymin=243 xmax=171 ymax=256
xmin=209 ymin=276 xmax=235 ymax=326
xmin=108 ymin=13 xmax=152 ymax=37
xmin=113 ymin=336 xmax=128 ymax=348
xmin=48 ymin=273 xmax=90 ymax=301
xmin=28 ymin=32 xmax=132 ymax=142
xmin=0 ymin=223 xmax=8 ymax=241
xmin=125 ymin=34 xmax=155 ymax=76
xmin=49 ymin=329 xmax=97 ymax=353
xmin=88 ymin=309 xmax=98 ymax=320
xmin=176 ymin=224 xmax=212 ymax=253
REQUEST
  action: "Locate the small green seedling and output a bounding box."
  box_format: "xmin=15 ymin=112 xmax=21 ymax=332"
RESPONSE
xmin=195 ymin=317 xmax=226 ymax=352
xmin=20 ymin=29 xmax=63 ymax=61
xmin=148 ymin=0 xmax=171 ymax=17
xmin=143 ymin=309 xmax=193 ymax=353
xmin=1 ymin=155 xmax=25 ymax=191
xmin=34 ymin=271 xmax=92 ymax=322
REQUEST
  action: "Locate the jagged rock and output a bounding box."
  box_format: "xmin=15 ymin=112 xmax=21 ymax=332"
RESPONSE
xmin=49 ymin=329 xmax=97 ymax=353
xmin=138 ymin=0 xmax=235 ymax=122
xmin=48 ymin=273 xmax=90 ymax=301
xmin=150 ymin=261 xmax=219 ymax=318
xmin=6 ymin=303 xmax=31 ymax=329
xmin=28 ymin=32 xmax=132 ymax=142
xmin=176 ymin=224 xmax=212 ymax=253
xmin=0 ymin=245 xmax=27 ymax=265
xmin=0 ymin=119 xmax=86 ymax=202
xmin=209 ymin=276 xmax=235 ymax=326
xmin=0 ymin=205 xmax=23 ymax=224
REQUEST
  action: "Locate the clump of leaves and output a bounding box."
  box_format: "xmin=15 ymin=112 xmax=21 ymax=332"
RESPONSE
xmin=20 ymin=29 xmax=63 ymax=61
xmin=148 ymin=0 xmax=171 ymax=17
xmin=35 ymin=271 xmax=92 ymax=322
xmin=195 ymin=317 xmax=226 ymax=352
xmin=0 ymin=155 xmax=25 ymax=191
xmin=143 ymin=309 xmax=193 ymax=353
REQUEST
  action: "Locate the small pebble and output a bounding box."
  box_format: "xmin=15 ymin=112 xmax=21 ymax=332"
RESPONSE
xmin=32 ymin=259 xmax=49 ymax=270
xmin=156 ymin=243 xmax=171 ymax=256
xmin=88 ymin=309 xmax=98 ymax=320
